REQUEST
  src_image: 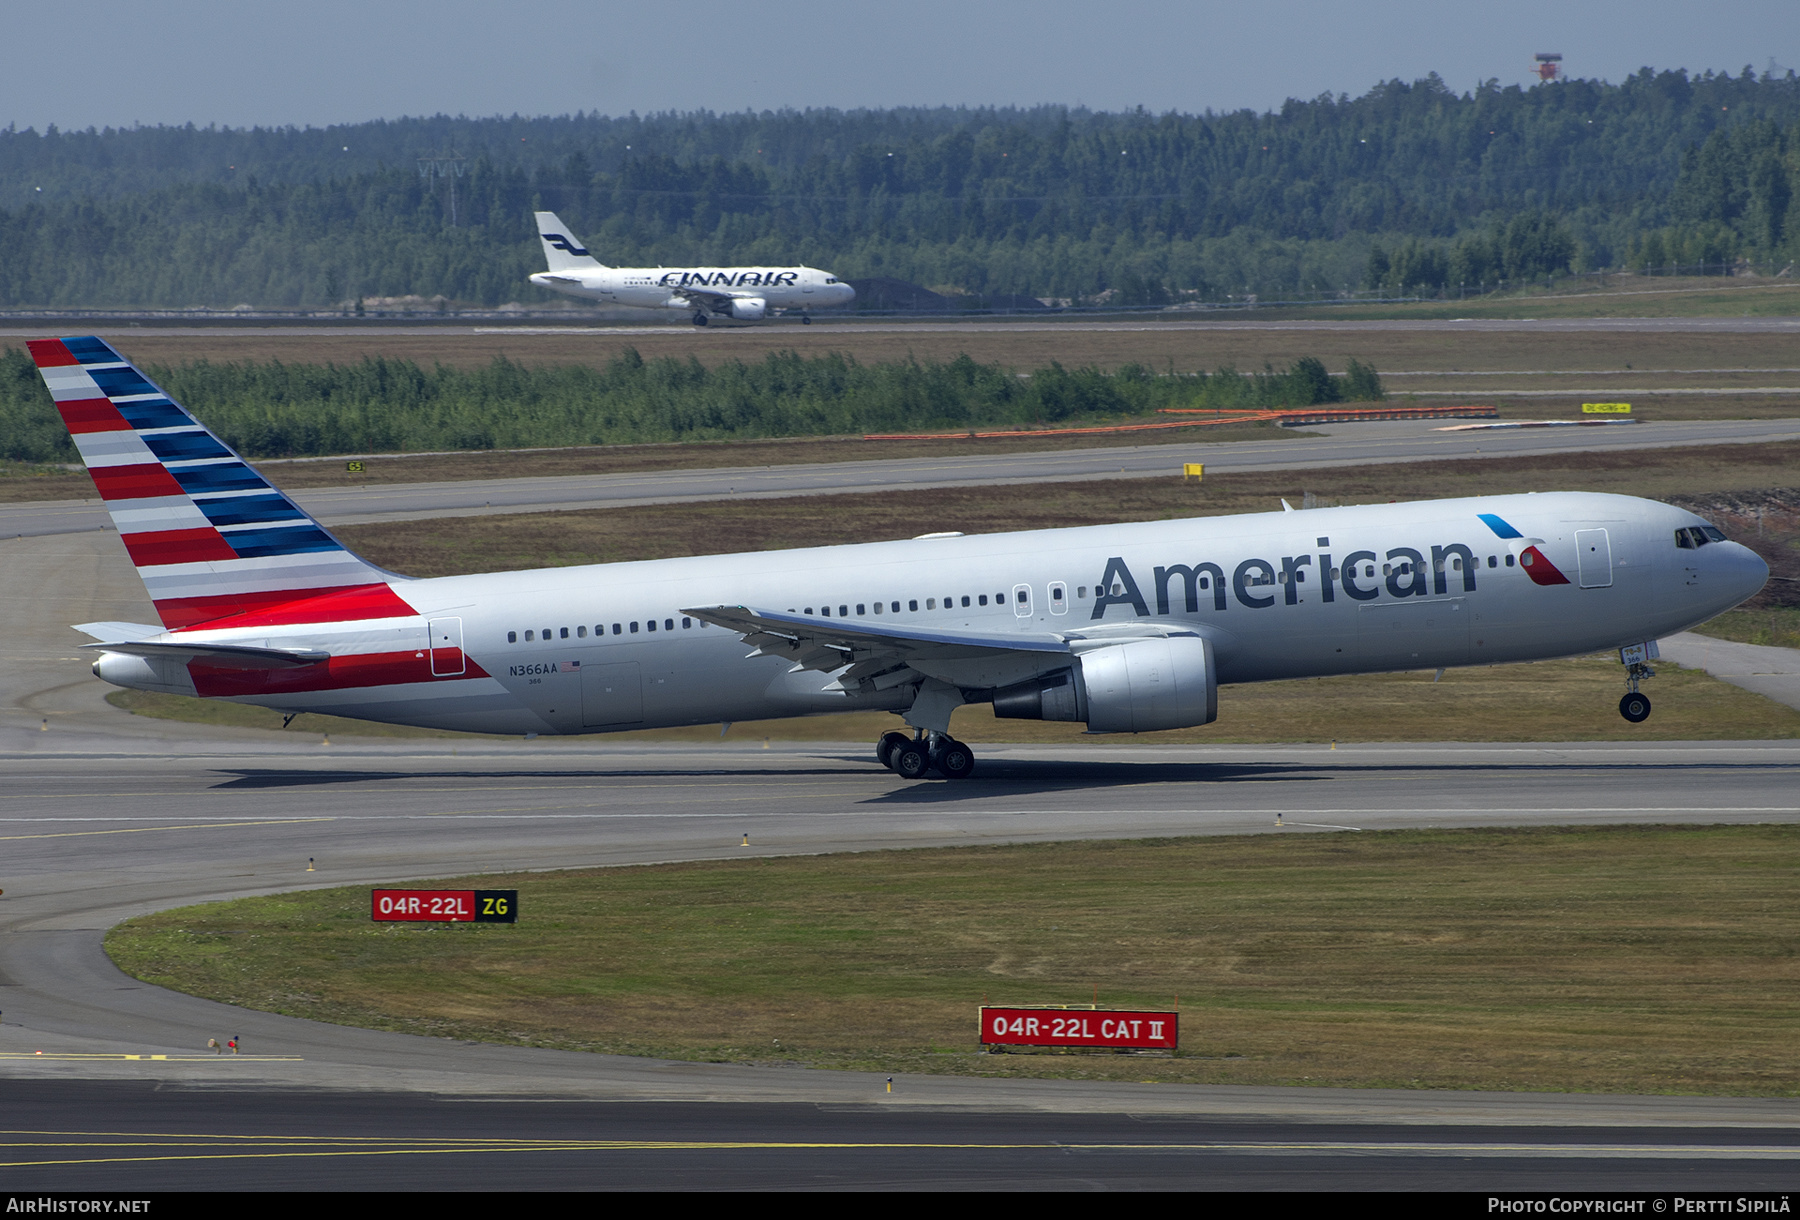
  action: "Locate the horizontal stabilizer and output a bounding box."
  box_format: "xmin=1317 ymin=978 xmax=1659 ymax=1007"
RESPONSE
xmin=73 ymin=621 xmax=166 ymax=644
xmin=81 ymin=640 xmax=330 ymax=670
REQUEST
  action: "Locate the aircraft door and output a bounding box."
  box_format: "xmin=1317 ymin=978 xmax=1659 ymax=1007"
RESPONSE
xmin=1575 ymin=529 xmax=1613 ymax=588
xmin=428 ymin=617 xmax=465 ymax=676
xmin=1048 ymin=582 xmax=1068 ymax=615
xmin=1013 ymin=584 xmax=1034 ymax=618
xmin=581 ymin=661 xmax=644 ymax=727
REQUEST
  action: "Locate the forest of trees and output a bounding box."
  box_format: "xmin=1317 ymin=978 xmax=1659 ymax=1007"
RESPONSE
xmin=0 ymin=67 xmax=1796 ymax=308
xmin=0 ymin=347 xmax=1382 ymax=463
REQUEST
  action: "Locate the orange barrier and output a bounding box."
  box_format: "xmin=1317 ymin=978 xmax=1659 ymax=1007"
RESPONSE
xmin=862 ymin=413 xmax=1267 ymax=441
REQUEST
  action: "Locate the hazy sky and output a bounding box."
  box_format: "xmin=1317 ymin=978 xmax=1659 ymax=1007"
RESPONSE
xmin=3 ymin=0 xmax=1793 ymax=131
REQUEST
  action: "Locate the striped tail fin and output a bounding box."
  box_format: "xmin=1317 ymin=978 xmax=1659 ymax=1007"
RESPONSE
xmin=29 ymin=336 xmax=414 ymax=630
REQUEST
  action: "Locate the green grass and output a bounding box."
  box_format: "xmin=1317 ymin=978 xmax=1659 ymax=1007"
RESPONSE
xmin=106 ymin=825 xmax=1800 ymax=1095
xmin=1692 ymin=607 xmax=1800 ymax=651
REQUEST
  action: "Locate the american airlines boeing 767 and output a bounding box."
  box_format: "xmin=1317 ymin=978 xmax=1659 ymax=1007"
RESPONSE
xmin=528 ymin=211 xmax=855 ymax=325
xmin=35 ymin=337 xmax=1767 ymax=779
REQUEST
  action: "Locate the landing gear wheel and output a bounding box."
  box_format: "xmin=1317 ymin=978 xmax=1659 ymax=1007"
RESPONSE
xmin=692 ymin=312 xmax=708 ymax=326
xmin=801 ymin=314 xmax=812 ymax=325
xmin=931 ymin=737 xmax=975 ymax=779
xmin=892 ymin=743 xmax=930 ymax=780
xmin=876 ymin=730 xmax=910 ymax=770
xmin=1619 ymin=692 xmax=1652 ymax=723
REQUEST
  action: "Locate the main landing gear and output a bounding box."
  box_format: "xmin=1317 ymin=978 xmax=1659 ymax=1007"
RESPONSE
xmin=692 ymin=311 xmax=709 ymax=326
xmin=877 ymin=729 xmax=975 ymax=780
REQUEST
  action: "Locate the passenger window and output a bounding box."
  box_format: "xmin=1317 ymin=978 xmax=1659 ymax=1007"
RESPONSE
xmin=1051 ymin=586 xmax=1063 ymax=602
xmin=1200 ymin=576 xmax=1211 ymax=589
xmin=839 ymin=605 xmax=848 ymax=617
xmin=961 ymin=596 xmax=970 ymax=607
xmin=1017 ymin=589 xmax=1028 ymax=604
xmin=1488 ymin=556 xmax=1498 ymax=567
xmin=872 ymin=602 xmax=881 ymax=614
xmin=857 ymin=604 xmax=867 ymax=615
xmin=613 ymin=623 xmax=622 ymax=635
xmin=804 ymin=607 xmax=813 ymax=614
xmin=647 ymin=620 xmax=656 ymax=632
xmin=682 ymin=617 xmax=691 ymax=629
xmin=525 ymin=630 xmax=534 ymax=641
xmin=979 ymin=595 xmax=988 ymax=606
xmin=821 ymin=606 xmax=830 ymax=617
xmin=577 ymin=626 xmax=586 ymax=638
xmin=508 ymin=631 xmax=517 ymax=643
xmin=1451 ymin=558 xmax=1462 ymax=570
xmin=892 ymin=602 xmax=901 ymax=612
xmin=665 ymin=619 xmax=674 ymax=631
xmin=630 ymin=622 xmax=639 ymax=633
xmin=560 ymin=627 xmax=569 ymax=639
xmin=1078 ymin=587 xmax=1087 ymax=598
xmin=1504 ymin=555 xmax=1515 ymax=567
xmin=926 ymin=598 xmax=935 ymax=609
xmin=542 ymin=627 xmax=551 ymax=639
xmin=996 ymin=592 xmax=1006 ymax=603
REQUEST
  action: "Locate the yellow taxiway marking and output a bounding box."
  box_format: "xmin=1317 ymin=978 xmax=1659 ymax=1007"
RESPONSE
xmin=0 ymin=818 xmax=333 ymax=841
xmin=2 ymin=1131 xmax=1797 ymax=1168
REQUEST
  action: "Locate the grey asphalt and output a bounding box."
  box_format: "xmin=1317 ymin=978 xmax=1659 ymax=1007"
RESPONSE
xmin=1659 ymin=631 xmax=1800 ymax=712
xmin=7 ymin=416 xmax=1799 ymax=538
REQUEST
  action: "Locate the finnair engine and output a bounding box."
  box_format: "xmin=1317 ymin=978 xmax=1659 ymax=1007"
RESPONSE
xmin=729 ymin=297 xmax=768 ymax=320
xmin=991 ymin=635 xmax=1217 ymax=733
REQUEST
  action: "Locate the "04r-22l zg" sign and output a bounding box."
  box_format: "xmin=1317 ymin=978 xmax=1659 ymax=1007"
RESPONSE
xmin=980 ymin=1006 xmax=1177 ymax=1049
xmin=371 ymin=889 xmax=518 ymax=923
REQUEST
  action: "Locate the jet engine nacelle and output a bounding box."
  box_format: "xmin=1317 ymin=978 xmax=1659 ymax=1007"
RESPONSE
xmin=991 ymin=635 xmax=1217 ymax=733
xmin=729 ymin=297 xmax=768 ymax=320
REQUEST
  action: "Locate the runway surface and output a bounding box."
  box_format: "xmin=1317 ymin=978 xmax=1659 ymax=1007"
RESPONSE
xmin=1 ymin=726 xmax=1797 ymax=1188
xmin=8 ymin=416 xmax=1798 ymax=537
xmin=7 ymin=315 xmax=1800 ymax=339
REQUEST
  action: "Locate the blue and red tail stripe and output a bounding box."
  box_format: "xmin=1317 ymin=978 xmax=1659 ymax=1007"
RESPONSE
xmin=1477 ymin=510 xmax=1570 ymax=586
xmin=29 ymin=336 xmax=415 ymax=630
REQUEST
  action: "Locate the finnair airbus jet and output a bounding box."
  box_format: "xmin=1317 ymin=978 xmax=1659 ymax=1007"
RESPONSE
xmin=527 ymin=211 xmax=855 ymax=325
xmin=34 ymin=337 xmax=1767 ymax=779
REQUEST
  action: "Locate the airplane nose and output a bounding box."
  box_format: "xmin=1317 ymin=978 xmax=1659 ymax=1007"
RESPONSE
xmin=1722 ymin=542 xmax=1770 ymax=605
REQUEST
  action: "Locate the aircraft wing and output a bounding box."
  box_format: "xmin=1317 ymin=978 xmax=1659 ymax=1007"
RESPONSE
xmin=685 ymin=605 xmax=1073 ymax=693
xmin=666 ymin=285 xmax=755 ymax=309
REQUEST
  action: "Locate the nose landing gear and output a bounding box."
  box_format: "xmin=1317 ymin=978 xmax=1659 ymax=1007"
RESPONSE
xmin=1618 ymin=642 xmax=1658 ymax=722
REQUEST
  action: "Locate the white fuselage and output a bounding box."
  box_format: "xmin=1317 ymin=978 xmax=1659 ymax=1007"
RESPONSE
xmin=100 ymin=492 xmax=1769 ymax=738
xmin=530 ymin=265 xmax=854 ymax=316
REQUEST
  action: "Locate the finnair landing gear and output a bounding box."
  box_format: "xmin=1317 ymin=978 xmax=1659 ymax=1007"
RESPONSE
xmin=692 ymin=311 xmax=708 ymax=326
xmin=801 ymin=313 xmax=812 ymax=325
xmin=1618 ymin=641 xmax=1658 ymax=723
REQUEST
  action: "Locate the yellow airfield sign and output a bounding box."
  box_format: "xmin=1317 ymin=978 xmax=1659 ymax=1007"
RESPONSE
xmin=1582 ymin=403 xmax=1631 ymax=414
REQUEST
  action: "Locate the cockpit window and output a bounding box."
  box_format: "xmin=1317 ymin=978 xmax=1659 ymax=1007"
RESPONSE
xmin=1676 ymin=528 xmax=1696 ymax=549
xmin=1701 ymin=526 xmax=1728 ymax=543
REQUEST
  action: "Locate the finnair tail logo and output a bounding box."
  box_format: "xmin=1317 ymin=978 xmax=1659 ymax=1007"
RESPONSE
xmin=543 ymin=234 xmax=589 ymax=256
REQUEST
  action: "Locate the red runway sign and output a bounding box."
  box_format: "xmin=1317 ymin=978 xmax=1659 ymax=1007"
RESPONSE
xmin=371 ymin=889 xmax=517 ymax=923
xmin=979 ymin=1006 xmax=1177 ymax=1050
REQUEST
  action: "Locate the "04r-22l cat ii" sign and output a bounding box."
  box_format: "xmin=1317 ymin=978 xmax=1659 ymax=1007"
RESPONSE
xmin=980 ymin=1006 xmax=1177 ymax=1050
